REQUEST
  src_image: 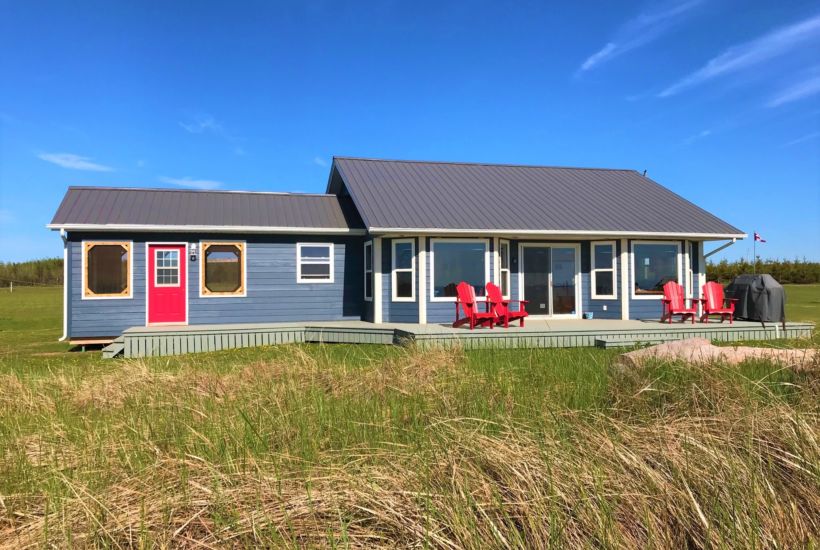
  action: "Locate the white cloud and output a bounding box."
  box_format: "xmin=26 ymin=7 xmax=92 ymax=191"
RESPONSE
xmin=578 ymin=0 xmax=703 ymax=72
xmin=313 ymin=156 xmax=328 ymax=167
xmin=781 ymin=131 xmax=820 ymax=147
xmin=179 ymin=114 xmax=223 ymax=134
xmin=38 ymin=152 xmax=114 ymax=172
xmin=767 ymin=73 xmax=820 ymax=107
xmin=659 ymin=13 xmax=820 ymax=97
xmin=158 ymin=176 xmax=223 ymax=190
xmin=683 ymin=129 xmax=712 ymax=144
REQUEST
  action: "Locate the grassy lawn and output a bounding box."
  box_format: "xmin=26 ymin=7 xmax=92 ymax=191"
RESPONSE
xmin=0 ymin=286 xmax=818 ymax=547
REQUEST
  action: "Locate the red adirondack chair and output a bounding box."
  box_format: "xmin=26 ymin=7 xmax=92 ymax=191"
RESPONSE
xmin=485 ymin=282 xmax=529 ymax=328
xmin=660 ymin=281 xmax=698 ymax=324
xmin=453 ymin=282 xmax=496 ymax=329
xmin=700 ymin=281 xmax=737 ymax=324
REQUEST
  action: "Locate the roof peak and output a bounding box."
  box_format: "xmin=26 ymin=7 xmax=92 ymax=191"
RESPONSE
xmin=66 ymin=186 xmax=333 ymax=197
xmin=333 ymin=156 xmax=638 ymax=173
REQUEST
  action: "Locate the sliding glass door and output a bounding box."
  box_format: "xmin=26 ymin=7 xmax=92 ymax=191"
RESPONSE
xmin=520 ymin=244 xmax=579 ymax=318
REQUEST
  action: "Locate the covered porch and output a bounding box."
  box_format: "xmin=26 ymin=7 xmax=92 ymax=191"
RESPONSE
xmin=106 ymin=318 xmax=814 ymax=358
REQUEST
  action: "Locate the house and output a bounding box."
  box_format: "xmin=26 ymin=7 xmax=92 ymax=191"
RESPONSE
xmin=49 ymin=157 xmax=746 ymax=342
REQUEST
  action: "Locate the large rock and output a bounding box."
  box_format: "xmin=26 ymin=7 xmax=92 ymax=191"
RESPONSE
xmin=616 ymin=338 xmax=817 ymax=370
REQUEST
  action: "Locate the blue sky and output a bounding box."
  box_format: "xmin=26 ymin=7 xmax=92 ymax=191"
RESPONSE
xmin=1 ymin=0 xmax=818 ymax=262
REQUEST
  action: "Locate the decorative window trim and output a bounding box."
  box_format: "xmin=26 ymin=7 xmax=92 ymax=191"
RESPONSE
xmin=81 ymin=240 xmax=133 ymax=300
xmin=499 ymin=239 xmax=511 ymax=299
xmin=429 ymin=238 xmax=490 ymax=303
xmin=363 ymin=240 xmax=373 ymax=302
xmin=630 ymin=240 xmax=682 ymax=300
xmin=199 ymin=240 xmax=247 ymax=297
xmin=590 ymin=240 xmax=617 ymax=300
xmin=391 ymin=238 xmax=416 ymax=302
xmin=296 ymin=242 xmax=334 ymax=284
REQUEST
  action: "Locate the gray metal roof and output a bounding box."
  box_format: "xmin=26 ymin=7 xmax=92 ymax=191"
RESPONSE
xmin=331 ymin=157 xmax=745 ymax=237
xmin=50 ymin=187 xmax=364 ymax=232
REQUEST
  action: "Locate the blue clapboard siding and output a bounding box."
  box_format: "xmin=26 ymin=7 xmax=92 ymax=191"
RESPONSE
xmin=67 ymin=232 xmax=364 ymax=338
xmin=580 ymin=241 xmax=621 ymax=320
xmin=381 ymin=238 xmax=419 ymax=323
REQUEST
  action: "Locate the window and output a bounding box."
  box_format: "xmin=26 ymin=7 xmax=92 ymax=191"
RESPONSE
xmin=364 ymin=241 xmax=373 ymax=301
xmin=83 ymin=241 xmax=131 ymax=298
xmin=154 ymin=249 xmax=180 ymax=286
xmin=499 ymin=240 xmax=511 ymax=299
xmin=430 ymin=239 xmax=489 ymax=301
xmin=297 ymin=243 xmax=334 ymax=283
xmin=391 ymin=239 xmax=415 ymax=301
xmin=631 ymin=241 xmax=681 ymax=298
xmin=591 ymin=241 xmax=616 ymax=299
xmin=201 ymin=241 xmax=246 ymax=296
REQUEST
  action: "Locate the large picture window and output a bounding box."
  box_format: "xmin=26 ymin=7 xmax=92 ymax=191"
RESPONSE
xmin=201 ymin=241 xmax=246 ymax=296
xmin=363 ymin=241 xmax=373 ymax=301
xmin=499 ymin=239 xmax=510 ymax=298
xmin=297 ymin=243 xmax=334 ymax=283
xmin=591 ymin=241 xmax=616 ymax=299
xmin=83 ymin=241 xmax=131 ymax=298
xmin=632 ymin=241 xmax=681 ymax=298
xmin=430 ymin=239 xmax=489 ymax=301
xmin=391 ymin=239 xmax=415 ymax=301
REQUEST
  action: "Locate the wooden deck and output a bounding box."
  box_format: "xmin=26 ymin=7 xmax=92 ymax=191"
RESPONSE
xmin=106 ymin=319 xmax=815 ymax=358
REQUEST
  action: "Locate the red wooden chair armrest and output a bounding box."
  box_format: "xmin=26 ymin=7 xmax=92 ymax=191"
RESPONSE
xmin=519 ymin=300 xmax=529 ymax=305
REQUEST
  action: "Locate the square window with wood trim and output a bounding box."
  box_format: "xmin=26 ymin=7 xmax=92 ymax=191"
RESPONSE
xmin=200 ymin=241 xmax=246 ymax=296
xmin=82 ymin=241 xmax=132 ymax=298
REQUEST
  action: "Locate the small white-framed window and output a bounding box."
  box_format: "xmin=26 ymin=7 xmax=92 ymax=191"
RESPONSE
xmin=154 ymin=249 xmax=180 ymax=287
xmin=430 ymin=238 xmax=490 ymax=302
xmin=631 ymin=240 xmax=682 ymax=299
xmin=297 ymin=243 xmax=334 ymax=283
xmin=363 ymin=240 xmax=373 ymax=301
xmin=591 ymin=241 xmax=616 ymax=300
xmin=499 ymin=239 xmax=511 ymax=299
xmin=391 ymin=239 xmax=415 ymax=302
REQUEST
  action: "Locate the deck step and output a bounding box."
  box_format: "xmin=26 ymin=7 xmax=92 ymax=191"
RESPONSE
xmin=102 ymin=336 xmax=126 ymax=359
xmin=594 ymin=336 xmax=671 ymax=349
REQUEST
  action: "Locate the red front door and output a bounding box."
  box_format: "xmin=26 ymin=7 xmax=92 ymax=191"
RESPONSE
xmin=148 ymin=244 xmax=187 ymax=324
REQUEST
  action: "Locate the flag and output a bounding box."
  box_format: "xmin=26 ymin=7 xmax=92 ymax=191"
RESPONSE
xmin=754 ymin=232 xmax=766 ymax=243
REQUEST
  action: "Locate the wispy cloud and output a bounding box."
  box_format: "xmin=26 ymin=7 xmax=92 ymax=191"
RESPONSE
xmin=313 ymin=156 xmax=328 ymax=167
xmin=683 ymin=129 xmax=712 ymax=145
xmin=158 ymin=176 xmax=223 ymax=190
xmin=781 ymin=131 xmax=820 ymax=147
xmin=38 ymin=152 xmax=114 ymax=172
xmin=179 ymin=114 xmax=224 ymax=135
xmin=578 ymin=0 xmax=703 ymax=72
xmin=767 ymin=72 xmax=820 ymax=107
xmin=659 ymin=13 xmax=820 ymax=97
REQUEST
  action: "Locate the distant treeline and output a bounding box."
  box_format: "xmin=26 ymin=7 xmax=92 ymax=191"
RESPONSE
xmin=0 ymin=258 xmax=63 ymax=287
xmin=707 ymin=258 xmax=820 ymax=285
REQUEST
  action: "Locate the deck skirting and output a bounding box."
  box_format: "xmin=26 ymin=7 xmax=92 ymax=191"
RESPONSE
xmin=113 ymin=320 xmax=815 ymax=358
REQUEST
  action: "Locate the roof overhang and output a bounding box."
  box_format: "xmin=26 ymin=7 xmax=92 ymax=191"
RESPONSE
xmin=368 ymin=227 xmax=747 ymax=241
xmin=47 ymin=223 xmax=367 ymax=235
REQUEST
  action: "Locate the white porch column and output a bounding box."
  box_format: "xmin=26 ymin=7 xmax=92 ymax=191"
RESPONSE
xmin=493 ymin=237 xmax=500 ymax=284
xmin=620 ymin=238 xmax=630 ymax=320
xmin=418 ymin=236 xmax=427 ymax=324
xmin=373 ymin=237 xmax=383 ymax=323
xmin=684 ymin=240 xmax=692 ymax=300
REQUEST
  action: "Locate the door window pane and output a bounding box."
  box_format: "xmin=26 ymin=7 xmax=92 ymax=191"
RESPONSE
xmin=552 ymin=247 xmax=576 ymax=315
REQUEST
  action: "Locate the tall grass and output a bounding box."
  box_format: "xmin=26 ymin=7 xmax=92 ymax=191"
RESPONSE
xmin=1 ymin=344 xmax=818 ymax=548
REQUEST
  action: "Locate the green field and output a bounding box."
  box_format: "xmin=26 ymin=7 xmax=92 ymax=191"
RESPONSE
xmin=0 ymin=286 xmax=818 ymax=547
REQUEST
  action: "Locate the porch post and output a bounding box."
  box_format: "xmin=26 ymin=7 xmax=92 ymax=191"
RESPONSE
xmin=373 ymin=237 xmax=383 ymax=323
xmin=418 ymin=236 xmax=427 ymax=324
xmin=620 ymin=238 xmax=630 ymax=320
xmin=493 ymin=237 xmax=500 ymax=284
